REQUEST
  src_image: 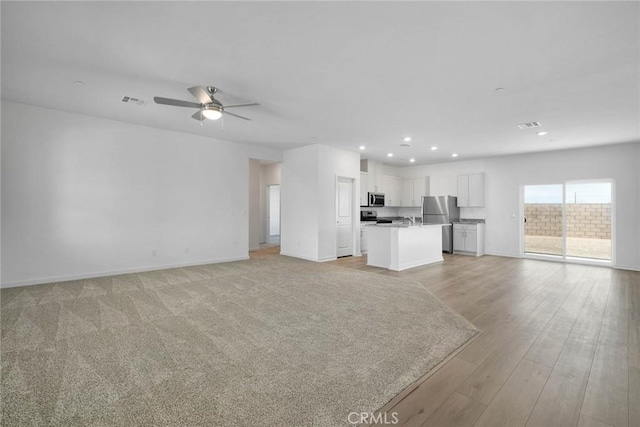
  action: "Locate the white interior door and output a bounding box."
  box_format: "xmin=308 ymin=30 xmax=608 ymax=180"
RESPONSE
xmin=336 ymin=177 xmax=354 ymax=257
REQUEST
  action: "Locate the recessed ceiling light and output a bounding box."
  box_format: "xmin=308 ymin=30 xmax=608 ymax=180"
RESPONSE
xmin=537 ymin=131 xmax=548 ymax=136
xmin=452 ymin=153 xmax=459 ymax=158
xmin=74 ymin=80 xmax=85 ymax=86
xmin=409 ymin=158 xmax=416 ymax=163
xmin=387 ymin=153 xmax=394 ymax=157
xmin=359 ymin=145 xmax=366 ymax=150
xmin=430 ymin=146 xmax=438 ymax=151
xmin=403 ymin=137 xmax=412 ymax=142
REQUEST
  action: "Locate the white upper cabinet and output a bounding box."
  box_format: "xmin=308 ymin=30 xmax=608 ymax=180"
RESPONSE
xmin=369 ymin=161 xmax=384 ymax=193
xmin=457 ymin=173 xmax=484 ymax=207
xmin=383 ymin=175 xmax=402 ymax=206
xmin=359 ymin=172 xmax=369 ymax=206
xmin=400 ymin=177 xmax=429 ymax=207
xmin=360 ymin=159 xmax=428 ymax=207
xmin=361 ymin=159 xmax=383 ymax=193
xmin=400 ymin=179 xmax=414 ymax=206
xmin=468 ymin=173 xmax=484 ymax=207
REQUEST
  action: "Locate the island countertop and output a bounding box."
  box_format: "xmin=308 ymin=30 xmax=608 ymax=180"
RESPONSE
xmin=368 ymin=223 xmax=450 ymax=228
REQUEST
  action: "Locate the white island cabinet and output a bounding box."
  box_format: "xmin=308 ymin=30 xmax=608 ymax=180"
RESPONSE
xmin=367 ymin=224 xmax=444 ymax=271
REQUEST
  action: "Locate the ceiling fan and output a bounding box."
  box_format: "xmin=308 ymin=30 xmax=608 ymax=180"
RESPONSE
xmin=154 ymin=86 xmax=259 ymax=121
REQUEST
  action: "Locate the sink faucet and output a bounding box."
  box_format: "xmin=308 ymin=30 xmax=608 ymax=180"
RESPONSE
xmin=403 ymin=216 xmax=415 ymax=225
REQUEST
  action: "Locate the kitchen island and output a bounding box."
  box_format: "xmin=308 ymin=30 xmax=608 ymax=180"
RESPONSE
xmin=366 ymin=224 xmax=444 ymax=271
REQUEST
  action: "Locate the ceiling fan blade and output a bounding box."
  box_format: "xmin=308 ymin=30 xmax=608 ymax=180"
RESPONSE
xmin=223 ymin=110 xmax=252 ymax=121
xmin=191 ymin=110 xmax=205 ymax=121
xmin=223 ymin=103 xmax=260 ymax=109
xmin=154 ymin=97 xmax=200 ymax=108
xmin=188 ymin=86 xmax=213 ymax=104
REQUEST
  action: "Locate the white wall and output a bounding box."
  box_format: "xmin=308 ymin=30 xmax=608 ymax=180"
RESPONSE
xmin=259 ymin=163 xmax=281 ymax=243
xmin=399 ymin=143 xmax=640 ymax=270
xmin=317 ymin=145 xmax=361 ymax=261
xmin=280 ymin=145 xmax=320 ymax=261
xmin=1 ymin=101 xmax=281 ymax=287
xmin=248 ymin=159 xmax=261 ymax=251
xmin=281 ymin=144 xmax=360 ymax=262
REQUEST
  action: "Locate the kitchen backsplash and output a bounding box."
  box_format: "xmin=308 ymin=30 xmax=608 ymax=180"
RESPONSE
xmin=360 ymin=206 xmax=421 ymax=218
xmin=360 ymin=206 xmax=484 ymax=220
xmin=460 ymin=207 xmax=486 ymax=220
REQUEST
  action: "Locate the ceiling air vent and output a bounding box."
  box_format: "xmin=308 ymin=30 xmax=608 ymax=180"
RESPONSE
xmin=517 ymin=121 xmax=541 ymax=129
xmin=122 ymin=96 xmax=147 ymax=106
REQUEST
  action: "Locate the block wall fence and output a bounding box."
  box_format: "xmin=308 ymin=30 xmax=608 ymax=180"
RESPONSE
xmin=524 ymin=203 xmax=611 ymax=239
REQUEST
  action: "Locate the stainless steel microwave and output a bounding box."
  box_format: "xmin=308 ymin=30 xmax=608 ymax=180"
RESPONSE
xmin=368 ymin=192 xmax=385 ymax=207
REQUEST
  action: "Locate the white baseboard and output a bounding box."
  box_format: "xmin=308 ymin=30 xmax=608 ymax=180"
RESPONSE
xmin=389 ymin=256 xmax=443 ymax=271
xmin=279 ymin=251 xmax=318 ymax=262
xmin=484 ymin=250 xmax=521 ymax=258
xmin=1 ymin=255 xmax=250 ymax=289
xmin=279 ymin=251 xmax=339 ymax=263
xmin=614 ymin=264 xmax=640 ymax=272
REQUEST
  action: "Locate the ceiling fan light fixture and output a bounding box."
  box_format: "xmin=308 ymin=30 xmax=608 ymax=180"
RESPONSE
xmin=202 ymin=106 xmax=223 ymax=120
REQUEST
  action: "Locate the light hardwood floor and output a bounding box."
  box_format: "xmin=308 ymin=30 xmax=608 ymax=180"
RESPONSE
xmin=316 ymin=252 xmax=639 ymax=427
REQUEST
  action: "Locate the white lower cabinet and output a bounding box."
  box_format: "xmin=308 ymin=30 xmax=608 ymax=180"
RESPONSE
xmin=453 ymin=223 xmax=485 ymax=256
xmin=360 ymin=223 xmax=373 ymax=253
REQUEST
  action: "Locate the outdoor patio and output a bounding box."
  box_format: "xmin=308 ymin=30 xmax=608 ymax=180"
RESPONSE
xmin=524 ymin=235 xmax=611 ymax=260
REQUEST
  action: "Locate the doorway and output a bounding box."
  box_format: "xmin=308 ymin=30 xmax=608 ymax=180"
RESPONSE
xmin=336 ymin=177 xmax=354 ymax=258
xmin=267 ymin=184 xmax=281 ymax=246
xmin=523 ymin=180 xmax=613 ymax=264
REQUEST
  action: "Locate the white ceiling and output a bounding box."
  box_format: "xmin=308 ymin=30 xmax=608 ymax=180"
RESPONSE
xmin=2 ymin=1 xmax=638 ymax=165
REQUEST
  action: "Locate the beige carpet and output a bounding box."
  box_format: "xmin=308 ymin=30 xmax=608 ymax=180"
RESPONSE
xmin=1 ymin=255 xmax=478 ymax=426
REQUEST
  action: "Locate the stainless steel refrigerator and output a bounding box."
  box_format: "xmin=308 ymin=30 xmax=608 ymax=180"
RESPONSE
xmin=422 ymin=196 xmax=460 ymax=253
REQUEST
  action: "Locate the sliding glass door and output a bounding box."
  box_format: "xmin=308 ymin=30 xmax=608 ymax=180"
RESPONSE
xmin=565 ymin=182 xmax=612 ymax=260
xmin=524 ymin=184 xmax=564 ymax=256
xmin=523 ymin=181 xmax=612 ymax=263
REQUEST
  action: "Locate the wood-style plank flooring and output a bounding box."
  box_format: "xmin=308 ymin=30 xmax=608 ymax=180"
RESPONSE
xmin=318 ymin=252 xmax=639 ymax=427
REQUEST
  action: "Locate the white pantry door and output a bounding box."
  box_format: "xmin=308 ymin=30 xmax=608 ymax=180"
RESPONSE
xmin=336 ymin=177 xmax=354 ymax=257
